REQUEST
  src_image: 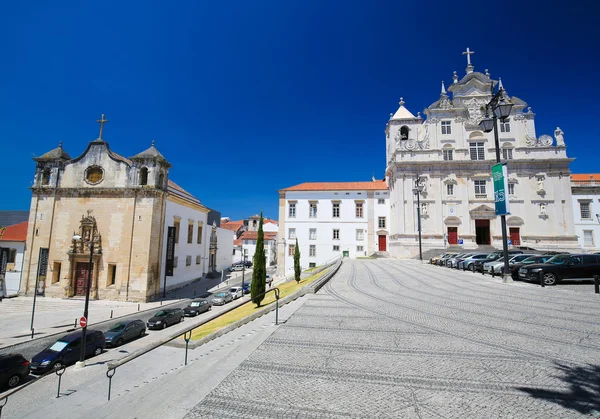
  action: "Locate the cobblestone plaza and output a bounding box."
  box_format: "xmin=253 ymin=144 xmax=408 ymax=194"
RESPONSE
xmin=186 ymin=259 xmax=600 ymax=418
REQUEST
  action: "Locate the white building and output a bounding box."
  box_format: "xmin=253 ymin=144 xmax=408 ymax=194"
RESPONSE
xmin=0 ymin=221 xmax=27 ymax=297
xmin=571 ymin=174 xmax=600 ymax=252
xmin=385 ymin=49 xmax=579 ymax=258
xmin=276 ymin=181 xmax=389 ymax=276
xmin=240 ymin=230 xmax=277 ymax=267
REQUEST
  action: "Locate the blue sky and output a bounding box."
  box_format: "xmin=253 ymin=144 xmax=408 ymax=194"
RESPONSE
xmin=1 ymin=1 xmax=598 ymax=221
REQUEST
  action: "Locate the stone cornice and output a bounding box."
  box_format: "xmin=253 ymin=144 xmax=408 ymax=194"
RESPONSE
xmin=30 ymin=187 xmax=167 ymax=198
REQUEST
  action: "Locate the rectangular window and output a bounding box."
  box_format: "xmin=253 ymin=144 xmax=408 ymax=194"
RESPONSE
xmin=107 ymin=264 xmax=116 ymax=286
xmin=333 ymin=229 xmax=340 ymax=240
xmin=333 ymin=245 xmax=340 ymax=251
xmin=7 ymin=249 xmax=16 ymax=263
xmin=356 ymin=229 xmax=364 ymax=240
xmin=309 ymin=262 xmax=316 ymax=268
xmin=357 ymin=245 xmax=364 ymax=252
xmin=52 ymin=262 xmax=61 ymax=284
xmin=474 ymin=180 xmax=487 ymax=198
xmin=309 ymin=245 xmax=316 ymax=257
xmin=508 ymin=183 xmax=515 ymax=195
xmin=447 ymin=184 xmax=454 ymax=196
xmin=378 ymin=198 xmax=385 ymax=204
xmin=309 ymin=202 xmax=317 ymax=218
xmin=197 ymin=225 xmax=202 ymax=244
xmin=289 ymin=203 xmax=296 ymax=218
xmin=288 ymin=244 xmax=295 ymax=256
xmin=378 ymin=217 xmax=386 ymax=228
xmin=332 ymin=202 xmax=340 ymax=218
xmin=580 ymin=202 xmax=591 ymax=219
xmin=186 ymin=255 xmax=192 ymax=266
xmin=174 ymin=220 xmax=180 ymax=244
xmin=443 ymin=149 xmax=453 ymax=161
xmin=173 ymin=256 xmax=178 ymax=268
xmin=355 ymin=202 xmax=364 ymax=218
xmin=470 ymin=142 xmax=485 ymax=160
xmin=441 ymin=120 xmax=451 ymax=135
xmin=502 ymin=148 xmax=513 ymax=160
xmin=289 ymin=228 xmax=296 ymax=239
xmin=196 ymin=255 xmax=201 ymax=265
xmin=583 ymin=230 xmax=594 ymax=247
xmin=187 ymin=224 xmax=194 ymax=244
xmin=500 ymin=122 xmax=510 ymax=133
xmin=309 ymin=228 xmax=317 ymax=240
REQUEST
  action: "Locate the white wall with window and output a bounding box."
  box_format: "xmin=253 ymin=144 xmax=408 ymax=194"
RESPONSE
xmin=0 ymin=237 xmax=26 ymax=297
xmin=571 ymin=180 xmax=600 ymax=252
xmin=277 ymin=183 xmax=389 ymax=277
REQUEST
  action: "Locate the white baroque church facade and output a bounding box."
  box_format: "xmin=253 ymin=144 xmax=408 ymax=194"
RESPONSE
xmin=385 ymin=52 xmax=579 ymax=258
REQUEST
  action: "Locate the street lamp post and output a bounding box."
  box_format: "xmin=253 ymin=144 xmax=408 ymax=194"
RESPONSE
xmin=73 ymin=234 xmax=94 ymax=367
xmin=412 ymin=179 xmax=424 ymax=261
xmin=241 ymin=248 xmax=248 ymax=287
xmin=479 ymin=79 xmax=514 ymax=283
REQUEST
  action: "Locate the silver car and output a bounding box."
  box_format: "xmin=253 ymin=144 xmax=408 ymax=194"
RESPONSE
xmin=212 ymin=291 xmax=233 ymax=306
xmin=484 ymin=254 xmax=536 ymax=274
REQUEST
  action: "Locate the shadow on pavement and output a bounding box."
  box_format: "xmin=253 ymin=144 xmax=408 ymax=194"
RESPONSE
xmin=516 ymin=362 xmax=600 ymax=415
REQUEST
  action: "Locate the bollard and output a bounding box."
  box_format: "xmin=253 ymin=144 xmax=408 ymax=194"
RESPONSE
xmin=138 ymin=304 xmax=140 ymax=312
xmin=74 ymin=318 xmax=78 ymax=328
xmin=31 ymin=328 xmax=35 ymax=339
xmin=539 ymin=271 xmax=545 ymax=288
xmin=55 ymin=365 xmax=66 ymax=398
xmin=106 ymin=368 xmax=116 ymax=401
xmin=110 ymin=310 xmax=113 ymax=319
xmin=595 ymin=275 xmax=599 ymax=294
xmin=491 ymin=267 xmax=495 ymax=277
xmin=184 ymin=331 xmax=192 ymax=365
xmin=160 ymin=301 xmax=163 ymax=306
xmin=481 ymin=266 xmax=484 ymax=275
xmin=275 ymin=299 xmax=279 ymax=325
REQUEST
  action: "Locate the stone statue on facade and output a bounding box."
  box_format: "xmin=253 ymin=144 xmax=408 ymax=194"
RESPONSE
xmin=554 ymin=127 xmax=565 ymax=146
xmin=537 ymin=178 xmax=545 ymax=193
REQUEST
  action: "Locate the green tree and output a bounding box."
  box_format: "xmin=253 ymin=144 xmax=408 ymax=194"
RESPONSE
xmin=251 ymin=212 xmax=267 ymax=306
xmin=294 ymin=238 xmax=301 ymax=283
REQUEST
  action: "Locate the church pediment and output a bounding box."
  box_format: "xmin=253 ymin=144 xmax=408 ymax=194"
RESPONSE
xmin=469 ymin=204 xmax=496 ymax=220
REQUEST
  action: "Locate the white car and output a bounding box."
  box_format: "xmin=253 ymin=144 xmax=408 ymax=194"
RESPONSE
xmin=229 ymin=287 xmax=243 ymax=300
xmin=484 ymin=254 xmax=537 ymax=274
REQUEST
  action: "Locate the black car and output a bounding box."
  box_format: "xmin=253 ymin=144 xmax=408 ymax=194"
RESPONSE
xmin=104 ymin=320 xmax=146 ymax=347
xmin=243 ymin=260 xmax=253 ymax=268
xmin=0 ymin=354 xmax=30 ymax=389
xmin=146 ymin=308 xmax=185 ymax=330
xmin=184 ymin=300 xmax=211 ymax=316
xmin=473 ymin=251 xmax=523 ymax=273
xmin=509 ymin=254 xmax=558 ymax=280
xmin=518 ymin=254 xmax=600 ymax=286
xmin=30 ymin=330 xmax=106 ymax=374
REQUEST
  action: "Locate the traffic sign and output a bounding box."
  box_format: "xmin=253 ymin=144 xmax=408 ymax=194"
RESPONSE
xmin=458 ymin=239 xmax=464 ymax=245
xmin=80 ymin=316 xmax=87 ymax=328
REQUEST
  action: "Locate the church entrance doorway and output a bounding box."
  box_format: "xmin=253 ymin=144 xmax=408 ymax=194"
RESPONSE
xmin=475 ymin=220 xmax=490 ymax=245
xmin=509 ymin=228 xmax=521 ymax=245
xmin=75 ymin=262 xmax=93 ymax=296
xmin=447 ymin=227 xmax=458 ymax=245
xmin=378 ymin=235 xmax=387 ymax=252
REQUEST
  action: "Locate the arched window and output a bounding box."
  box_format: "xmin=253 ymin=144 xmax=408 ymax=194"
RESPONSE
xmin=158 ymin=173 xmax=164 ymax=188
xmin=41 ymin=169 xmax=51 ymax=186
xmin=442 ymin=144 xmax=454 ymax=161
xmin=502 ymin=143 xmax=514 ymax=160
xmin=400 ymin=126 xmax=409 ymax=140
xmin=139 ymin=167 xmax=149 ymax=185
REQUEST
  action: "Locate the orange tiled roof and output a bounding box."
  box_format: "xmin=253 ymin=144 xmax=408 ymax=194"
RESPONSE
xmin=571 ymin=174 xmax=600 ymax=181
xmin=0 ymin=221 xmax=28 ymax=242
xmin=264 ymin=218 xmax=278 ymax=225
xmin=221 ymin=221 xmax=244 ymax=232
xmin=168 ymin=180 xmax=201 ymax=204
xmin=280 ymin=180 xmax=388 ymax=192
xmin=240 ymin=231 xmax=275 ymax=241
xmin=234 ymin=238 xmax=242 ymax=246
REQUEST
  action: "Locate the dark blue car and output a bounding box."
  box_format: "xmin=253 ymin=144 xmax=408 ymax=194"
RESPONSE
xmin=242 ymin=282 xmax=250 ymax=294
xmin=30 ymin=330 xmax=106 ymax=374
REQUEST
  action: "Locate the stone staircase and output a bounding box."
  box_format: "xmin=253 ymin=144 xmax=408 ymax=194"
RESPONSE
xmin=372 ymin=251 xmax=390 ymax=258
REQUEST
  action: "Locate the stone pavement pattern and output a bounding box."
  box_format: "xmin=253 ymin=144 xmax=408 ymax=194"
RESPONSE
xmin=185 ymin=259 xmax=600 ymax=418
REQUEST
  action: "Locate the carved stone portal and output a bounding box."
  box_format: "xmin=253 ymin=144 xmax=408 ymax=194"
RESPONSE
xmin=70 ymin=212 xmax=103 ymax=255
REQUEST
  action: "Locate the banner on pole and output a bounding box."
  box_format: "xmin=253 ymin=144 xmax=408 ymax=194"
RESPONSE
xmin=165 ymin=226 xmax=176 ymax=277
xmin=492 ymin=163 xmax=510 ymax=216
xmin=36 ymin=247 xmax=49 ymax=296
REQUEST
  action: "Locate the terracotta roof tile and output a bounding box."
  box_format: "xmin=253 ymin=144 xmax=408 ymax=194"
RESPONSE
xmin=240 ymin=231 xmax=275 ymax=241
xmin=233 ymin=238 xmax=242 ymax=246
xmin=280 ymin=180 xmax=388 ymax=192
xmin=221 ymin=221 xmax=244 ymax=232
xmin=571 ymin=174 xmax=600 ymax=181
xmin=168 ymin=180 xmax=201 ymax=204
xmin=264 ymin=218 xmax=278 ymax=225
xmin=0 ymin=221 xmax=28 ymax=242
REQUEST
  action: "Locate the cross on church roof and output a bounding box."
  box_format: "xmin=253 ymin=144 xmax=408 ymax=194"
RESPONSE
xmin=96 ymin=114 xmax=108 ymax=140
xmin=462 ymin=47 xmax=474 ymax=66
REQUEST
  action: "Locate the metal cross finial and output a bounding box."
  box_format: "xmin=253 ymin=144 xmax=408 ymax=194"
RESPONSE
xmin=399 ymin=97 xmax=405 ymax=106
xmin=59 ymin=141 xmax=63 ymax=148
xmin=96 ymin=114 xmax=108 ymax=140
xmin=462 ymin=47 xmax=474 ymax=66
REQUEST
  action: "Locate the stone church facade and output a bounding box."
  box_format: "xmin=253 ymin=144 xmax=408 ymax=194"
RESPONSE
xmin=21 ymin=120 xmax=232 ymax=302
xmin=385 ymin=51 xmax=579 ymax=258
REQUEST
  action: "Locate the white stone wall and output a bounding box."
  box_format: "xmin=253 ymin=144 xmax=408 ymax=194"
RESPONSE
xmin=571 ymin=187 xmax=600 ymax=252
xmin=1 ymin=241 xmax=25 ymax=297
xmin=242 ymin=238 xmax=276 ymax=267
xmin=215 ymin=227 xmax=234 ymax=272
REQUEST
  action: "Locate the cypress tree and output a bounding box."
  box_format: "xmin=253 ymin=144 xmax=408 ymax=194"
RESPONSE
xmin=294 ymin=238 xmax=301 ymax=283
xmin=251 ymin=212 xmax=267 ymax=306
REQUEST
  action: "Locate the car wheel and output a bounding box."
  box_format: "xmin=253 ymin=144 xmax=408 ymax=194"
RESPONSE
xmin=469 ymin=264 xmax=475 ymax=272
xmin=194 ymin=311 xmax=199 ymax=316
xmin=139 ymin=330 xmax=145 ymax=338
xmin=162 ymin=323 xmax=167 ymax=330
xmin=180 ymin=316 xmax=184 ymax=323
xmin=94 ymin=347 xmax=103 ymax=356
xmin=7 ymin=374 xmax=21 ymax=388
xmin=115 ymin=338 xmax=124 ymax=347
xmin=542 ymin=272 xmax=558 ymax=286
xmin=53 ymin=361 xmax=64 ymax=371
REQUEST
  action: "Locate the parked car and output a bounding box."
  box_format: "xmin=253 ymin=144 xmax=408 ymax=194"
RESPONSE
xmin=0 ymin=354 xmax=30 ymax=389
xmin=484 ymin=254 xmax=536 ymax=274
xmin=230 ymin=264 xmax=244 ymax=271
xmin=146 ymin=308 xmax=184 ymax=330
xmin=474 ymin=250 xmax=523 ymax=272
xmin=212 ymin=291 xmax=233 ymax=306
xmin=458 ymin=253 xmax=490 ymax=271
xmin=509 ymin=254 xmax=559 ymax=280
xmin=30 ymin=330 xmax=106 ymax=374
xmin=243 ymin=260 xmax=253 ymax=268
xmin=104 ymin=320 xmax=146 ymax=347
xmin=229 ymin=287 xmax=243 ymax=300
xmin=518 ymin=254 xmax=600 ymax=285
xmin=432 ymin=253 xmax=457 ymax=266
xmin=184 ymin=300 xmax=211 ymax=317
xmin=241 ymin=282 xmax=250 ymax=294
xmin=266 ymin=274 xmax=273 ymax=287
xmin=445 ymin=253 xmax=470 ymax=268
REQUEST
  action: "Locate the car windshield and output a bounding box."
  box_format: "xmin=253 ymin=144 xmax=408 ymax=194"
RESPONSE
xmin=108 ymin=323 xmax=127 ymax=332
xmin=47 ymin=340 xmax=69 ymax=352
xmin=215 ymin=293 xmax=227 ymax=298
xmin=511 ymin=255 xmax=529 ymax=263
xmin=154 ymin=311 xmax=168 ymax=317
xmin=190 ymin=302 xmax=201 ymax=307
xmin=546 ymin=255 xmax=569 ymax=265
xmin=487 ymin=253 xmax=501 ymax=259
xmin=229 ymin=288 xmax=238 ymax=293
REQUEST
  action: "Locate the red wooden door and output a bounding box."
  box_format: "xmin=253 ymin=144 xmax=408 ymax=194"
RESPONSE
xmin=75 ymin=262 xmax=92 ymax=296
xmin=378 ymin=235 xmax=387 ymax=251
xmin=447 ymin=227 xmax=458 ymax=245
xmin=509 ymin=228 xmax=520 ymax=245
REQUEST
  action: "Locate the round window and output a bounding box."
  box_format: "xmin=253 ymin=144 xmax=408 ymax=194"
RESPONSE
xmin=85 ymin=166 xmax=104 ymax=184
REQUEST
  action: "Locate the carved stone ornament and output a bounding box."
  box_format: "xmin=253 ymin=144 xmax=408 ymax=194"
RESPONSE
xmin=539 ymin=134 xmax=553 ymax=147
xmin=525 ymin=135 xmax=537 ymax=147
xmin=463 ymin=97 xmax=489 ymax=126
xmin=438 ymin=96 xmax=453 ymax=110
xmin=70 ymin=211 xmax=102 ymax=255
xmin=405 ymin=139 xmax=417 ymax=150
xmin=454 ymin=117 xmax=467 ymax=123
